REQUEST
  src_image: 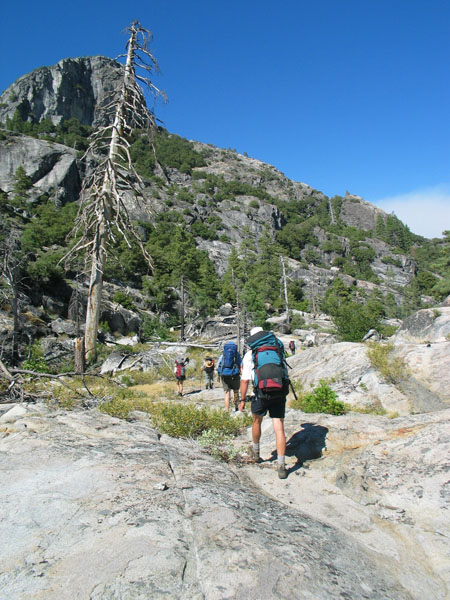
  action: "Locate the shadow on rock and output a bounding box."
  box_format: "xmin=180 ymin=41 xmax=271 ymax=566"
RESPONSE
xmin=283 ymin=423 xmax=329 ymax=472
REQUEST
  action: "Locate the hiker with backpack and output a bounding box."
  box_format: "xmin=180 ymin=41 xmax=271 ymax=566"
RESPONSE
xmin=174 ymin=356 xmax=189 ymax=397
xmin=217 ymin=341 xmax=242 ymax=412
xmin=239 ymin=326 xmax=290 ymax=479
xmin=201 ymin=356 xmax=215 ymax=389
xmin=289 ymin=339 xmax=296 ymax=356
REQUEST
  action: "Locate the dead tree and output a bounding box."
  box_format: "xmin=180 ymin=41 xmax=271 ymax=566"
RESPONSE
xmin=280 ymin=255 xmax=290 ymax=330
xmin=64 ymin=21 xmax=165 ymax=362
xmin=0 ymin=230 xmax=24 ymax=366
xmin=180 ymin=273 xmax=185 ymax=341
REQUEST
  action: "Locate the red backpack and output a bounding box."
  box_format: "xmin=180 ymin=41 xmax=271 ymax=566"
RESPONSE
xmin=176 ymin=361 xmax=186 ymax=377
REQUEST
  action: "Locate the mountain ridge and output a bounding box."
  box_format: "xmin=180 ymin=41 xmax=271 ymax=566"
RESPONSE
xmin=0 ymin=55 xmax=447 ymax=350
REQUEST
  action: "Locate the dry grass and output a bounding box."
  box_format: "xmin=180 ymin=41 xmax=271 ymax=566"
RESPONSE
xmin=132 ymin=381 xmax=176 ymax=399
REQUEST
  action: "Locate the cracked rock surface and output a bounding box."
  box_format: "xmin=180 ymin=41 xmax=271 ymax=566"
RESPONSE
xmin=0 ymin=403 xmax=419 ymax=599
xmin=237 ymin=407 xmax=450 ymax=600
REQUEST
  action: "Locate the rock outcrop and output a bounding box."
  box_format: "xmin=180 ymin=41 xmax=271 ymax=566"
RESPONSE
xmin=287 ymin=304 xmax=450 ymax=415
xmin=238 ymin=407 xmax=450 ymax=600
xmin=0 ymin=56 xmax=123 ymax=127
xmin=0 ymin=133 xmax=80 ymax=204
xmin=0 ymin=403 xmax=424 ymax=599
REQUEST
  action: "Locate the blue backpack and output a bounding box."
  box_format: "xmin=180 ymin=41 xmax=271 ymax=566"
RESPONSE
xmin=247 ymin=330 xmax=289 ymax=400
xmin=220 ymin=342 xmax=240 ymax=376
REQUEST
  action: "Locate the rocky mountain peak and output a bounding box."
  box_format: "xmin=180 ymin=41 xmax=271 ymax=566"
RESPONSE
xmin=0 ymin=56 xmax=123 ymax=127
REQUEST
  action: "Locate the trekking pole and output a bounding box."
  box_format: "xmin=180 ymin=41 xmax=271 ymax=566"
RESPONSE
xmin=289 ymin=379 xmax=298 ymax=401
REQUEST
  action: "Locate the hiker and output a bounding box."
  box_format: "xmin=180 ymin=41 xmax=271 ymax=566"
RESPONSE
xmin=239 ymin=326 xmax=289 ymax=479
xmin=217 ymin=340 xmax=242 ymax=412
xmin=201 ymin=356 xmax=215 ymax=389
xmin=289 ymin=339 xmax=296 ymax=355
xmin=174 ymin=356 xmax=189 ymax=396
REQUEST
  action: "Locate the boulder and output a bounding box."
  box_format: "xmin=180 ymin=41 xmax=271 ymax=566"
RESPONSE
xmin=100 ymin=304 xmax=141 ymax=336
xmin=115 ymin=335 xmax=139 ymax=346
xmin=0 ymin=133 xmax=80 ymax=205
xmin=50 ymin=318 xmax=80 ymax=337
xmin=288 ymin=342 xmax=411 ymax=415
xmin=100 ymin=350 xmax=164 ymax=374
xmin=218 ymin=303 xmax=233 ymax=316
xmin=362 ymin=328 xmax=380 ymax=342
xmin=394 ymin=307 xmax=450 ymax=344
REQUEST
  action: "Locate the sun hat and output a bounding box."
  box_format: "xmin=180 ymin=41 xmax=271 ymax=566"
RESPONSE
xmin=249 ymin=326 xmax=264 ymax=336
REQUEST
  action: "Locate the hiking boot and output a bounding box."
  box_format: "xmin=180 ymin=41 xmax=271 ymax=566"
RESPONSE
xmin=248 ymin=446 xmax=262 ymax=463
xmin=277 ymin=464 xmax=288 ymax=479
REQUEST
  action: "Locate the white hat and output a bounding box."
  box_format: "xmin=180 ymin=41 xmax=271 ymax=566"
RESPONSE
xmin=250 ymin=326 xmax=263 ymax=336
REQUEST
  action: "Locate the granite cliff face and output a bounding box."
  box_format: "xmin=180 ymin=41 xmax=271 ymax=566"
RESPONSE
xmin=0 ymin=56 xmax=123 ymax=127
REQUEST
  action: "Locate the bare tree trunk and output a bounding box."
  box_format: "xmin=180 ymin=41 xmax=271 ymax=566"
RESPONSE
xmin=74 ymin=337 xmax=85 ymax=375
xmin=84 ymin=220 xmax=108 ymax=361
xmin=329 ymin=198 xmax=336 ymax=225
xmin=280 ymin=256 xmax=290 ymax=329
xmin=84 ymin=26 xmax=139 ymax=362
xmin=63 ymin=22 xmax=164 ymax=364
xmin=236 ymin=286 xmax=241 ymax=354
xmin=11 ymin=263 xmax=19 ymax=366
xmin=180 ymin=273 xmax=185 ymax=341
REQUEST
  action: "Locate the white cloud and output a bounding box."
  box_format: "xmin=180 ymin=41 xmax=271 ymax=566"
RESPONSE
xmin=373 ymin=184 xmax=450 ymax=239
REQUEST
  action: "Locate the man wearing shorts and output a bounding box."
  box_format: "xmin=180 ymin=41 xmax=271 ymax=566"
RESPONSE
xmin=217 ymin=342 xmax=242 ymax=412
xmin=239 ymin=326 xmax=288 ymax=479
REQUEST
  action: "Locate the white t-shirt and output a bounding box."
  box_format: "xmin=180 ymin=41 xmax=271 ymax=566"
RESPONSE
xmin=241 ymin=349 xmax=254 ymax=381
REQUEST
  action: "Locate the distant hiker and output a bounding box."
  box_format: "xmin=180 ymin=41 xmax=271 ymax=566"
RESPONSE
xmin=174 ymin=356 xmax=189 ymax=397
xmin=217 ymin=341 xmax=242 ymax=412
xmin=289 ymin=340 xmax=296 ymax=356
xmin=240 ymin=326 xmax=290 ymax=479
xmin=202 ymin=356 xmax=215 ymax=389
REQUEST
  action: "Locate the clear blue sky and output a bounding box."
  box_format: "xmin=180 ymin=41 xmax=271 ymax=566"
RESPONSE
xmin=1 ymin=0 xmax=449 ymax=238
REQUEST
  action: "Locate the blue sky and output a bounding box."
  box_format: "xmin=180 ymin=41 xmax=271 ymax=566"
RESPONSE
xmin=1 ymin=0 xmax=449 ymax=238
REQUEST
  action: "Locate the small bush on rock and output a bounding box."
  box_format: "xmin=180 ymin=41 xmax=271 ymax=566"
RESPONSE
xmin=367 ymin=342 xmax=406 ymax=384
xmin=290 ymin=380 xmax=346 ymax=415
xmin=149 ymin=403 xmax=251 ymax=438
xmin=198 ymin=429 xmax=243 ymax=462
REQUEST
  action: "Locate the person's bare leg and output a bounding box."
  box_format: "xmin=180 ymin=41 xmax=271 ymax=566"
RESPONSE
xmin=272 ymin=418 xmax=286 ymax=457
xmin=249 ymin=413 xmax=263 ymax=462
xmin=224 ymin=391 xmax=230 ymax=411
xmin=273 ymin=418 xmax=287 ymax=478
xmin=252 ymin=414 xmax=262 ymax=444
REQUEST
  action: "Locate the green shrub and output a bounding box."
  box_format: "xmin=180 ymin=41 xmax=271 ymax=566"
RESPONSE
xmin=290 ymin=380 xmax=346 ymax=415
xmin=112 ymin=290 xmax=136 ymax=310
xmin=141 ymin=315 xmax=173 ymax=341
xmin=197 ymin=429 xmax=243 ymax=462
xmin=21 ymin=341 xmax=48 ymax=373
xmin=99 ymin=396 xmax=252 ymax=438
xmin=290 ymin=313 xmax=306 ymax=330
xmin=148 ymin=403 xmax=251 ymax=438
xmin=367 ymin=343 xmax=405 ymax=384
xmin=99 ymin=320 xmax=111 ymax=333
xmin=22 ymin=356 xmax=48 ymax=373
xmin=99 ymin=390 xmax=146 ymax=420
